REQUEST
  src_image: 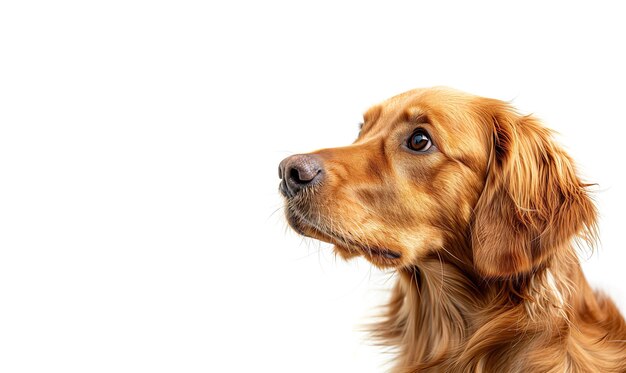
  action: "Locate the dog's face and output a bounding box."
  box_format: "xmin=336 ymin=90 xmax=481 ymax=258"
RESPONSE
xmin=279 ymin=88 xmax=489 ymax=268
xmin=279 ymin=88 xmax=595 ymax=274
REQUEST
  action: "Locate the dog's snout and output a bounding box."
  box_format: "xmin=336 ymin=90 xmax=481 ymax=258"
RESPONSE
xmin=279 ymin=154 xmax=323 ymax=196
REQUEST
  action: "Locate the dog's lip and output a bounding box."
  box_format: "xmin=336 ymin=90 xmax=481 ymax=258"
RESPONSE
xmin=324 ymin=231 xmax=402 ymax=260
xmin=365 ymin=247 xmax=402 ymax=259
xmin=285 ymin=206 xmax=402 ymax=260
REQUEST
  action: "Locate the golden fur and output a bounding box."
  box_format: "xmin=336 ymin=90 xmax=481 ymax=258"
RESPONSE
xmin=280 ymin=87 xmax=626 ymax=372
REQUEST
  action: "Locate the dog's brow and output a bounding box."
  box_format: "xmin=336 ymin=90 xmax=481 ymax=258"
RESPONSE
xmin=404 ymin=107 xmax=429 ymax=124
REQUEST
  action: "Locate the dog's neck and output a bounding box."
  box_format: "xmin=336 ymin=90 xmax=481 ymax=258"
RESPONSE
xmin=376 ymin=249 xmax=588 ymax=372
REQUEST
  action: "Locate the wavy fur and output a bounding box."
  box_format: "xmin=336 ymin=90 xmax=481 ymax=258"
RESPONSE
xmin=280 ymin=87 xmax=626 ymax=372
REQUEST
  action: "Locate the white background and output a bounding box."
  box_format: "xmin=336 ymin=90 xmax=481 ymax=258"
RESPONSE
xmin=1 ymin=1 xmax=625 ymax=372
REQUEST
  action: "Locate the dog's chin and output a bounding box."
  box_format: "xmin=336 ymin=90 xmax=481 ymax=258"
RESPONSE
xmin=332 ymin=244 xmax=403 ymax=268
xmin=285 ymin=208 xmax=403 ymax=268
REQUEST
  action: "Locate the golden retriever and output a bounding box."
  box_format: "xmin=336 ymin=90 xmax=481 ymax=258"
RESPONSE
xmin=278 ymin=87 xmax=626 ymax=372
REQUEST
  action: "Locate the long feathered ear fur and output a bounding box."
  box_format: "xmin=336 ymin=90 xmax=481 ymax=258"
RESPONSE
xmin=471 ymin=99 xmax=597 ymax=277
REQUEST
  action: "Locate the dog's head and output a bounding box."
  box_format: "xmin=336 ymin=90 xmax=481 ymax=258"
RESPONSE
xmin=279 ymin=88 xmax=596 ymax=277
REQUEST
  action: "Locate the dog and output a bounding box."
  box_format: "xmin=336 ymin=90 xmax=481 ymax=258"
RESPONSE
xmin=278 ymin=87 xmax=626 ymax=372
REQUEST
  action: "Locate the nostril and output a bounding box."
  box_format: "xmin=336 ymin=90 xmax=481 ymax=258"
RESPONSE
xmin=279 ymin=154 xmax=324 ymax=195
xmin=289 ymin=165 xmax=321 ymax=184
xmin=289 ymin=167 xmax=302 ymax=183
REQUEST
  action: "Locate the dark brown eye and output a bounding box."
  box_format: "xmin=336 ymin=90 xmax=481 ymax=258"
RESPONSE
xmin=407 ymin=129 xmax=432 ymax=152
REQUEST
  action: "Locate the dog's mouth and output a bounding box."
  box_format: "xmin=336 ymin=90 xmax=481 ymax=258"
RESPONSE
xmin=365 ymin=247 xmax=402 ymax=259
xmin=284 ymin=205 xmax=402 ymax=264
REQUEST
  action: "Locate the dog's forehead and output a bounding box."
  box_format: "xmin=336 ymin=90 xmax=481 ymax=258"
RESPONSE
xmin=366 ymin=88 xmax=480 ymax=133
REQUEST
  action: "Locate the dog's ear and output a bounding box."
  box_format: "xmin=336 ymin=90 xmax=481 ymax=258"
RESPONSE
xmin=470 ymin=100 xmax=597 ymax=277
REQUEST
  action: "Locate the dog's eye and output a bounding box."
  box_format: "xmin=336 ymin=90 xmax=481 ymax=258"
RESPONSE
xmin=407 ymin=129 xmax=432 ymax=152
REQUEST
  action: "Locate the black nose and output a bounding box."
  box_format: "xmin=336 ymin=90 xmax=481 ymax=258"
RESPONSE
xmin=278 ymin=154 xmax=324 ymax=197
